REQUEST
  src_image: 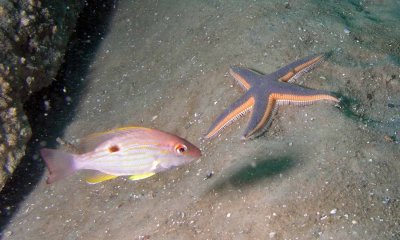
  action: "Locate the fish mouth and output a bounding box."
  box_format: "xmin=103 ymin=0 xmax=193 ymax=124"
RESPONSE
xmin=188 ymin=153 xmax=201 ymax=163
xmin=193 ymin=153 xmax=202 ymax=159
xmin=192 ymin=147 xmax=202 ymax=159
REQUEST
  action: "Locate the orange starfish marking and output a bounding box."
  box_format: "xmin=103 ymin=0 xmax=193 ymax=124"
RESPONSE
xmin=205 ymin=53 xmax=339 ymax=140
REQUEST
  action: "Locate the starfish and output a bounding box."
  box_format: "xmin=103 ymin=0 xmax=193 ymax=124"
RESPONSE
xmin=205 ymin=53 xmax=340 ymax=140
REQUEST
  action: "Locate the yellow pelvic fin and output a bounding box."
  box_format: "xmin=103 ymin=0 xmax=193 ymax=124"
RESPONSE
xmin=86 ymin=173 xmax=118 ymax=184
xmin=128 ymin=172 xmax=155 ymax=181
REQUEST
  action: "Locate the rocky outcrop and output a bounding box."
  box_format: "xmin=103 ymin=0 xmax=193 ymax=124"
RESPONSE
xmin=0 ymin=1 xmax=85 ymax=190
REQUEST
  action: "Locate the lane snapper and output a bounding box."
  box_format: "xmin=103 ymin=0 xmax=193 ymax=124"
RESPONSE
xmin=40 ymin=126 xmax=201 ymax=184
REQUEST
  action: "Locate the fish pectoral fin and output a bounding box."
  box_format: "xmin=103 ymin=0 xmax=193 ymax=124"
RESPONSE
xmin=128 ymin=172 xmax=155 ymax=181
xmin=86 ymin=172 xmax=118 ymax=184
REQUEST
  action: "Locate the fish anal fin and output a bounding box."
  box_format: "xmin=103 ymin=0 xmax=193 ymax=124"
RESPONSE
xmin=128 ymin=173 xmax=155 ymax=181
xmin=86 ymin=172 xmax=118 ymax=184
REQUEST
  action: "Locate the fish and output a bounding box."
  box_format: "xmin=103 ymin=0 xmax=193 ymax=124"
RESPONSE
xmin=40 ymin=126 xmax=202 ymax=184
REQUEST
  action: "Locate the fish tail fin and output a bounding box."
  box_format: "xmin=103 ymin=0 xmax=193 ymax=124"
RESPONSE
xmin=40 ymin=148 xmax=79 ymax=184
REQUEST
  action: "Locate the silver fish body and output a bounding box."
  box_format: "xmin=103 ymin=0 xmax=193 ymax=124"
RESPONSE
xmin=40 ymin=127 xmax=201 ymax=184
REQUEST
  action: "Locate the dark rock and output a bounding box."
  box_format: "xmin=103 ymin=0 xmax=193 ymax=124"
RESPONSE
xmin=0 ymin=0 xmax=85 ymax=190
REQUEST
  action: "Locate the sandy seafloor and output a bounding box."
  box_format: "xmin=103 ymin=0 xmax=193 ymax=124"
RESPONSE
xmin=2 ymin=0 xmax=400 ymax=239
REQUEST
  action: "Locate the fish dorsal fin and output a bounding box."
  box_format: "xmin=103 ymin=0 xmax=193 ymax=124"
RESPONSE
xmin=128 ymin=172 xmax=155 ymax=181
xmin=86 ymin=172 xmax=118 ymax=184
xmin=77 ymin=126 xmax=147 ymax=153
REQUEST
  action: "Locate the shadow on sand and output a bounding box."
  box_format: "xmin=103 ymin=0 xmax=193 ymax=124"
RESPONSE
xmin=210 ymin=155 xmax=295 ymax=192
xmin=335 ymin=93 xmax=383 ymax=127
xmin=0 ymin=0 xmax=117 ymax=234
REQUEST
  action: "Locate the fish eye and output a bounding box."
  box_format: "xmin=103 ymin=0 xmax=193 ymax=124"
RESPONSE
xmin=108 ymin=145 xmax=120 ymax=153
xmin=174 ymin=144 xmax=187 ymax=154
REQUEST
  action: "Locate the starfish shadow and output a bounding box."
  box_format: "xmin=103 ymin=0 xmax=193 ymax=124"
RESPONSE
xmin=209 ymin=155 xmax=295 ymax=192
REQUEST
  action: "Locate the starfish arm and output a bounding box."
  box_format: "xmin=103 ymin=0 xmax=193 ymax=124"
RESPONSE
xmin=229 ymin=66 xmax=263 ymax=90
xmin=272 ymin=54 xmax=326 ymax=83
xmin=242 ymin=94 xmax=277 ymax=139
xmin=271 ymin=86 xmax=339 ymax=106
xmin=205 ymin=93 xmax=254 ymax=139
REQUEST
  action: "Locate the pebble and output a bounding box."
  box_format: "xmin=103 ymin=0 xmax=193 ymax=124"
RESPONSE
xmin=204 ymin=171 xmax=214 ymax=180
xmin=382 ymin=196 xmax=391 ymax=205
xmin=383 ymin=135 xmax=394 ymax=143
xmin=4 ymin=231 xmax=12 ymax=238
xmin=330 ymin=208 xmax=337 ymax=215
